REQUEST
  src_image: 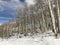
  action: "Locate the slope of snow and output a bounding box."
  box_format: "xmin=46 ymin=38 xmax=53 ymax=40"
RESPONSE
xmin=0 ymin=31 xmax=60 ymax=45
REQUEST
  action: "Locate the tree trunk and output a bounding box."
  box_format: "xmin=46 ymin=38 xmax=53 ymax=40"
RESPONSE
xmin=57 ymin=0 xmax=60 ymax=33
xmin=42 ymin=8 xmax=47 ymax=33
xmin=48 ymin=0 xmax=56 ymax=34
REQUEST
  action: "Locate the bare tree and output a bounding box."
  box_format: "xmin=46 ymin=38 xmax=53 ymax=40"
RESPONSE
xmin=48 ymin=0 xmax=56 ymax=34
xmin=57 ymin=0 xmax=60 ymax=33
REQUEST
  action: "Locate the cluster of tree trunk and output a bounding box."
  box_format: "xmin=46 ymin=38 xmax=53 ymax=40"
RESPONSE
xmin=16 ymin=0 xmax=60 ymax=37
xmin=0 ymin=0 xmax=60 ymax=38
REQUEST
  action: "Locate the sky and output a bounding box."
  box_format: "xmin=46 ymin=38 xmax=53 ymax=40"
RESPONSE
xmin=0 ymin=0 xmax=35 ymax=25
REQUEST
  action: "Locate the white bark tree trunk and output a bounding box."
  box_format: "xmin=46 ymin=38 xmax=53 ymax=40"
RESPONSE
xmin=57 ymin=0 xmax=60 ymax=33
xmin=42 ymin=8 xmax=47 ymax=32
xmin=48 ymin=0 xmax=56 ymax=33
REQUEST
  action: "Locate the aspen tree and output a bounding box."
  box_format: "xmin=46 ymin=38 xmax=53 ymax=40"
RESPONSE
xmin=48 ymin=0 xmax=56 ymax=34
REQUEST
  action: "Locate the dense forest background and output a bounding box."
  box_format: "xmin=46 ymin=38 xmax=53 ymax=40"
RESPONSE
xmin=0 ymin=0 xmax=60 ymax=38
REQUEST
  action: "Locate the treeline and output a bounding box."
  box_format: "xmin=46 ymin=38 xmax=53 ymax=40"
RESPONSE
xmin=0 ymin=0 xmax=60 ymax=38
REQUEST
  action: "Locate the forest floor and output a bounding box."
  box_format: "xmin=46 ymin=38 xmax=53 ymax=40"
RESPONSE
xmin=0 ymin=31 xmax=60 ymax=45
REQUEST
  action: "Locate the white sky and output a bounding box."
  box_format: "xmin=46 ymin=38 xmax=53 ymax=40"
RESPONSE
xmin=25 ymin=0 xmax=36 ymax=6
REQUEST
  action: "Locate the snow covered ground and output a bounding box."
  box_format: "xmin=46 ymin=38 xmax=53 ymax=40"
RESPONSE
xmin=0 ymin=31 xmax=60 ymax=45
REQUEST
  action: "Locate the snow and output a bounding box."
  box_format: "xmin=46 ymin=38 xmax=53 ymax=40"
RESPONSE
xmin=53 ymin=4 xmax=56 ymax=8
xmin=0 ymin=31 xmax=60 ymax=45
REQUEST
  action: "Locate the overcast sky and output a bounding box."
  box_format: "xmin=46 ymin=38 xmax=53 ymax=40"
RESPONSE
xmin=0 ymin=0 xmax=35 ymax=25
